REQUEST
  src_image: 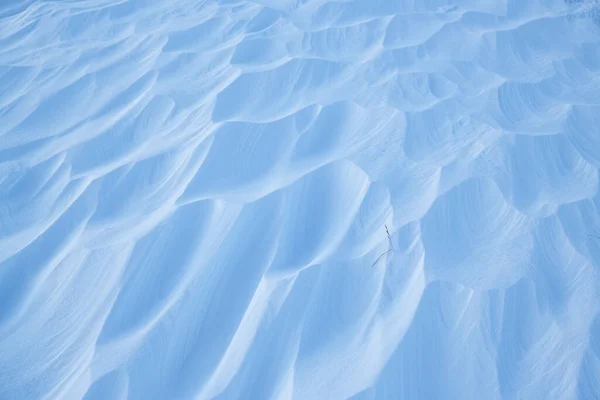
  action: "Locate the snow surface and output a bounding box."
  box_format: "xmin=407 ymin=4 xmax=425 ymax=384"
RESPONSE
xmin=1 ymin=0 xmax=600 ymax=399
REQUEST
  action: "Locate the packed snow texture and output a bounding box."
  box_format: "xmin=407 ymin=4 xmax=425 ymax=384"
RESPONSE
xmin=1 ymin=0 xmax=600 ymax=399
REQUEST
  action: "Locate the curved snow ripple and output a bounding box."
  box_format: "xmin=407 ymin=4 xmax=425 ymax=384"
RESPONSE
xmin=0 ymin=0 xmax=600 ymax=399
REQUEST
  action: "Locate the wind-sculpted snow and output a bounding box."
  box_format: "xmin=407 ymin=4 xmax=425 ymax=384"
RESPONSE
xmin=1 ymin=0 xmax=600 ymax=398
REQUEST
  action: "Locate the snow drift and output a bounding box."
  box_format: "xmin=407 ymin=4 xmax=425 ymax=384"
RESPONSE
xmin=1 ymin=0 xmax=600 ymax=398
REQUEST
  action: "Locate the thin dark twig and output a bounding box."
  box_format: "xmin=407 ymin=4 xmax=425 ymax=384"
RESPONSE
xmin=385 ymin=224 xmax=394 ymax=252
xmin=588 ymin=234 xmax=600 ymax=240
xmin=371 ymin=224 xmax=395 ymax=267
xmin=371 ymin=249 xmax=393 ymax=267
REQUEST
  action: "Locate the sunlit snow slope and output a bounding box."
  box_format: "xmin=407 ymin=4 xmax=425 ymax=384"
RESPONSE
xmin=1 ymin=0 xmax=600 ymax=399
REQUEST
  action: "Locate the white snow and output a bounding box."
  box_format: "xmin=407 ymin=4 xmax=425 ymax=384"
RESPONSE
xmin=1 ymin=0 xmax=600 ymax=399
